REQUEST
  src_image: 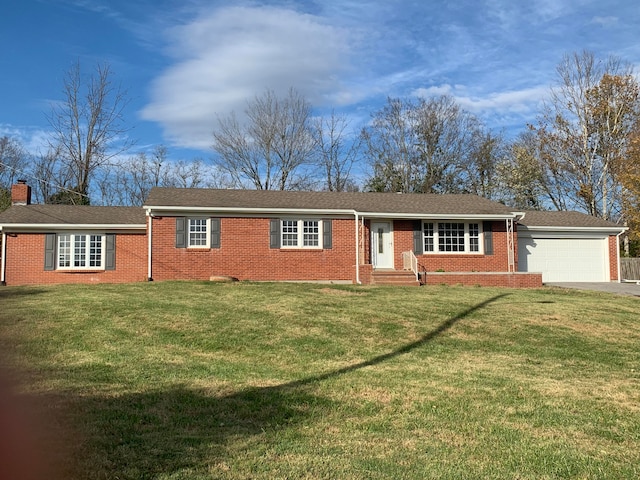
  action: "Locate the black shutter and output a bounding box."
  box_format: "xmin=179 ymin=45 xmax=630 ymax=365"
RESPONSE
xmin=44 ymin=233 xmax=56 ymax=271
xmin=323 ymin=220 xmax=332 ymax=249
xmin=413 ymin=220 xmax=423 ymax=255
xmin=176 ymin=217 xmax=187 ymax=248
xmin=483 ymin=221 xmax=493 ymax=255
xmin=210 ymin=218 xmax=221 ymax=249
xmin=270 ymin=219 xmax=281 ymax=249
xmin=105 ymin=234 xmax=116 ymax=270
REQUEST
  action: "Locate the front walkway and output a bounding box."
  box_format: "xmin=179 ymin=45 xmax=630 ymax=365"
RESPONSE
xmin=546 ymin=282 xmax=640 ymax=297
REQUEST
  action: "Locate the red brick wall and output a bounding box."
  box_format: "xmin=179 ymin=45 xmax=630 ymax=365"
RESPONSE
xmin=393 ymin=220 xmax=512 ymax=272
xmin=2 ymin=232 xmax=147 ymax=286
xmin=609 ymin=235 xmax=619 ymax=281
xmin=424 ymin=272 xmax=542 ymax=287
xmin=1 ymin=218 xmax=542 ymax=287
xmin=150 ymin=217 xmax=357 ymax=282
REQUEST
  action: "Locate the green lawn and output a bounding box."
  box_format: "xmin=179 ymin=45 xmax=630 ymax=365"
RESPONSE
xmin=0 ymin=282 xmax=639 ymax=479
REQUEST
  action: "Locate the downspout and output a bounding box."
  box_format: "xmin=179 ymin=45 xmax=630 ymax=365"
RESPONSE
xmin=1 ymin=230 xmax=6 ymax=286
xmin=147 ymin=211 xmax=153 ymax=281
xmin=354 ymin=211 xmax=361 ymax=284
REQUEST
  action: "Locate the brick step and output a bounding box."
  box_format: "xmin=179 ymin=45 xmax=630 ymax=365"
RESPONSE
xmin=372 ymin=270 xmax=421 ymax=287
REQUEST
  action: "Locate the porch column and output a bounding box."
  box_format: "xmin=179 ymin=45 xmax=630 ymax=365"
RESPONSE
xmin=506 ymin=218 xmax=515 ymax=272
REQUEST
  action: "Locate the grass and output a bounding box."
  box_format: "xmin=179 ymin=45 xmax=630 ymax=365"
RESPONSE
xmin=0 ymin=281 xmax=639 ymax=479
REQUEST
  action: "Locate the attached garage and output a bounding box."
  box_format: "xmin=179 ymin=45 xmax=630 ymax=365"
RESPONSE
xmin=517 ymin=211 xmax=626 ymax=283
xmin=518 ymin=235 xmax=609 ymax=282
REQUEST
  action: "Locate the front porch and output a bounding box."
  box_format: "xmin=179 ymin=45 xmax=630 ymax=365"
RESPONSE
xmin=354 ymin=217 xmax=543 ymax=288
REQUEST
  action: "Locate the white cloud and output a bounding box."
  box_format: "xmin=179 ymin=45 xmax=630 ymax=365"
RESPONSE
xmin=412 ymin=84 xmax=548 ymax=120
xmin=141 ymin=5 xmax=352 ymax=149
xmin=454 ymin=86 xmax=549 ymax=113
xmin=357 ymin=80 xmax=552 ymax=137
xmin=590 ymin=16 xmax=618 ymax=27
xmin=0 ymin=124 xmax=51 ymax=155
xmin=412 ymin=85 xmax=454 ymax=97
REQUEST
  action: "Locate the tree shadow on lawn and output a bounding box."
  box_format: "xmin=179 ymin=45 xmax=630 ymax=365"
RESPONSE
xmin=0 ymin=286 xmax=49 ymax=299
xmin=34 ymin=294 xmax=508 ymax=479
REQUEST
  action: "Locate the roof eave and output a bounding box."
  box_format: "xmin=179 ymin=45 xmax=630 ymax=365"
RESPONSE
xmin=0 ymin=224 xmax=146 ymax=232
xmin=145 ymin=206 xmax=358 ymax=216
xmin=144 ymin=205 xmax=516 ymax=219
xmin=358 ymin=212 xmax=515 ymax=219
xmin=518 ymin=225 xmax=628 ymax=233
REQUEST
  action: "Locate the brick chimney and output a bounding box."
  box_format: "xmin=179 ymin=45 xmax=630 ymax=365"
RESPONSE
xmin=11 ymin=180 xmax=31 ymax=205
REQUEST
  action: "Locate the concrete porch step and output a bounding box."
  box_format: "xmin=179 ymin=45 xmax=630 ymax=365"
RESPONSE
xmin=372 ymin=269 xmax=421 ymax=287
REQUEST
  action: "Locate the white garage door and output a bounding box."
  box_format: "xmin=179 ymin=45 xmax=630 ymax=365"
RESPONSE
xmin=518 ymin=237 xmax=608 ymax=282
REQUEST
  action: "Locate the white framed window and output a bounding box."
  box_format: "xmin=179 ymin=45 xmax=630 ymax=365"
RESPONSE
xmin=423 ymin=222 xmax=482 ymax=254
xmin=57 ymin=233 xmax=105 ymax=269
xmin=281 ymin=219 xmax=322 ymax=248
xmin=188 ymin=218 xmax=209 ymax=248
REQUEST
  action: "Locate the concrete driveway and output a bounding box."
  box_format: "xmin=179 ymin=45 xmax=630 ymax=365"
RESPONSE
xmin=545 ymin=282 xmax=640 ymax=297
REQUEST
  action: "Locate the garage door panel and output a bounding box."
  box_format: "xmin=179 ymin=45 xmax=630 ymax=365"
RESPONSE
xmin=518 ymin=237 xmax=607 ymax=282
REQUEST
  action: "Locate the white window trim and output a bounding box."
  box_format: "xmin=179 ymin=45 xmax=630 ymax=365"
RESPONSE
xmin=188 ymin=217 xmax=210 ymax=249
xmin=423 ymin=221 xmax=484 ymax=254
xmin=57 ymin=232 xmax=106 ymax=270
xmin=280 ymin=219 xmax=323 ymax=249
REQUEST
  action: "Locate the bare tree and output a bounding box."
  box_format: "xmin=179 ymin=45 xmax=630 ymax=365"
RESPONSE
xmin=498 ymin=131 xmax=546 ymax=209
xmin=97 ymin=146 xmax=224 ymax=206
xmin=312 ymin=110 xmax=361 ymax=191
xmin=465 ymin=129 xmax=507 ymax=201
xmin=29 ymin=145 xmax=73 ymax=204
xmin=361 ymin=97 xmax=422 ymax=193
xmin=46 ymin=60 xmax=133 ymax=204
xmin=212 ymin=88 xmax=316 ymax=190
xmin=413 ymin=95 xmax=479 ymax=193
xmin=0 ymin=136 xmax=28 ymax=210
xmin=362 ymin=95 xmax=495 ymax=194
xmin=533 ymin=50 xmax=639 ymax=219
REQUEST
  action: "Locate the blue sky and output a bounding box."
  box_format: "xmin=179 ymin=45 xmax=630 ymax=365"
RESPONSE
xmin=1 ymin=0 xmax=639 ymax=162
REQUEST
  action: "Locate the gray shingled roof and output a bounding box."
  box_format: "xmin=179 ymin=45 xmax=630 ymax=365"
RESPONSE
xmin=0 ymin=205 xmax=146 ymax=226
xmin=518 ymin=210 xmax=624 ymax=229
xmin=144 ymin=188 xmax=515 ymax=216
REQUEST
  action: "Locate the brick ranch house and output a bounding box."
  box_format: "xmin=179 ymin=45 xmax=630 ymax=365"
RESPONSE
xmin=0 ymin=181 xmax=627 ymax=287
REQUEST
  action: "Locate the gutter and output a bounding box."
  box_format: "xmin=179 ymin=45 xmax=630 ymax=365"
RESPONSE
xmin=144 ymin=205 xmax=517 ymax=221
xmin=353 ymin=213 xmax=516 ymax=220
xmin=0 ymin=224 xmax=146 ymax=232
xmin=143 ymin=205 xmax=357 ymax=216
xmin=512 ymin=211 xmax=526 ymax=222
xmin=519 ymin=225 xmax=628 ymax=234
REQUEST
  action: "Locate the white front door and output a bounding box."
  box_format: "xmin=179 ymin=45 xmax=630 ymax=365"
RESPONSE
xmin=371 ymin=221 xmax=394 ymax=269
